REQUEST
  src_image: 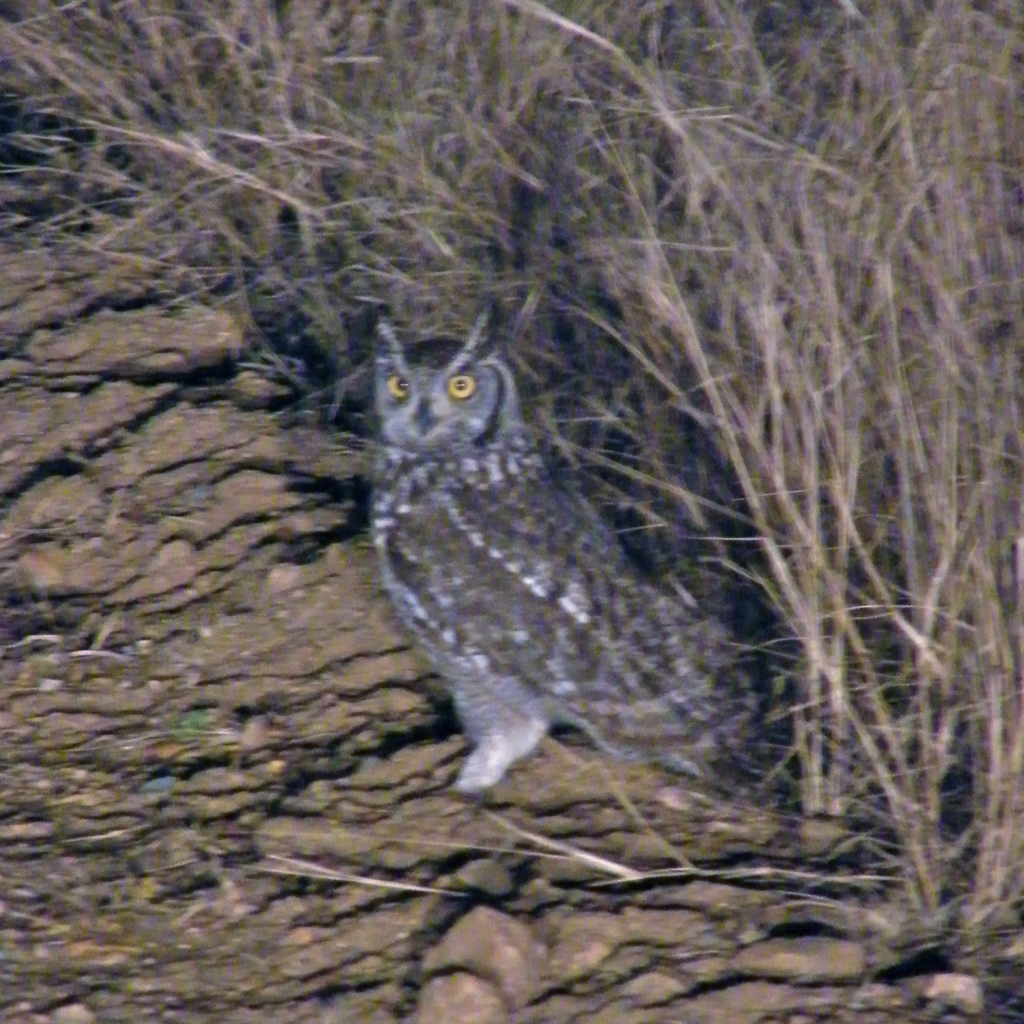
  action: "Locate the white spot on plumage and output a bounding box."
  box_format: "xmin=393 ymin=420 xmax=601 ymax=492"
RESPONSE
xmin=442 ymin=628 xmax=457 ymax=647
xmin=544 ymin=640 xmax=577 ymax=698
xmin=441 ymin=493 xmax=474 ymax=534
xmin=486 ymin=451 xmax=504 ymax=485
xmin=402 ymin=589 xmax=432 ymax=625
xmin=558 ymin=594 xmax=589 ymax=624
xmin=558 ymin=580 xmax=591 ymax=625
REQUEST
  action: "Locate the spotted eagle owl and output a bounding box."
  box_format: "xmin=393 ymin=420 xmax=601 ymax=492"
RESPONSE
xmin=371 ymin=313 xmax=749 ymax=793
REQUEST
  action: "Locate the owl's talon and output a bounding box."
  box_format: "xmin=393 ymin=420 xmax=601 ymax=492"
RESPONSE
xmin=453 ymin=719 xmax=547 ymax=793
xmin=452 ymin=757 xmax=500 ymax=794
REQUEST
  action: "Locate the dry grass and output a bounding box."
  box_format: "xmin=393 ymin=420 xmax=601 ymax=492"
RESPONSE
xmin=3 ymin=0 xmax=1023 ymax=947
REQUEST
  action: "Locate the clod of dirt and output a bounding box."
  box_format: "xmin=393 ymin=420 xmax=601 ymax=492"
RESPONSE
xmin=413 ymin=972 xmax=508 ymax=1024
xmin=449 ymin=858 xmax=516 ymax=899
xmin=423 ymin=906 xmax=546 ymax=1011
xmin=23 ymin=307 xmax=242 ymax=380
xmin=547 ymin=912 xmax=622 ymax=981
xmin=729 ymin=936 xmax=866 ymax=983
xmin=51 ymin=1004 xmax=96 ymax=1024
xmin=621 ymin=970 xmax=688 ymax=1007
xmin=921 ymin=973 xmax=984 ymax=1016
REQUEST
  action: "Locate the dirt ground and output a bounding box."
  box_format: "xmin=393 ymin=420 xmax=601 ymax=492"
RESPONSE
xmin=0 ymin=251 xmax=1015 ymax=1023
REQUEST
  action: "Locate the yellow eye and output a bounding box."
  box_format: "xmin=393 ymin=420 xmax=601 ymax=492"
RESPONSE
xmin=386 ymin=374 xmax=409 ymax=400
xmin=448 ymin=374 xmax=476 ymax=400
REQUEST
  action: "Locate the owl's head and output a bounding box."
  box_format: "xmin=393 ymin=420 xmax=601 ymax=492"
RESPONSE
xmin=374 ymin=313 xmax=523 ymax=451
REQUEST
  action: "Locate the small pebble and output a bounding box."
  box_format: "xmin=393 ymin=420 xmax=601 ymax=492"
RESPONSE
xmin=923 ymin=972 xmax=984 ymax=1015
xmin=423 ymin=906 xmax=544 ymax=1010
xmin=414 ymin=973 xmax=507 ymax=1024
xmin=52 ymin=1004 xmax=95 ymax=1024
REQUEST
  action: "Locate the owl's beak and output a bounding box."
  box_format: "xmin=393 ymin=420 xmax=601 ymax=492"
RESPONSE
xmin=414 ymin=397 xmax=435 ymax=435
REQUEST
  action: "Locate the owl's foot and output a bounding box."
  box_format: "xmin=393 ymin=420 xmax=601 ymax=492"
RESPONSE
xmin=453 ymin=717 xmax=548 ymax=793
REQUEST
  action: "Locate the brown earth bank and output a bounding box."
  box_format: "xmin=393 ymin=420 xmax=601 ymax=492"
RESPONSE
xmin=0 ymin=250 xmax=1018 ymax=1023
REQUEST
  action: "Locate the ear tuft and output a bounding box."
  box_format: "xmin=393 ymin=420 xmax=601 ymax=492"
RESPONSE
xmin=447 ymin=310 xmax=490 ymax=373
xmin=376 ymin=319 xmax=404 ymax=360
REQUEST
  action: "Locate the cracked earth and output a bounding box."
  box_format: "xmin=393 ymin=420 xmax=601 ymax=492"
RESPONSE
xmin=0 ymin=249 xmax=1011 ymax=1023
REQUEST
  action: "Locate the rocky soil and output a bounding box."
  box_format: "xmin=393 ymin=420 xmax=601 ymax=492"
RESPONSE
xmin=0 ymin=250 xmax=1014 ymax=1023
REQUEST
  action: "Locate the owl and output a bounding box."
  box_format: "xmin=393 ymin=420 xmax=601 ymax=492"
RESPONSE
xmin=371 ymin=313 xmax=750 ymax=793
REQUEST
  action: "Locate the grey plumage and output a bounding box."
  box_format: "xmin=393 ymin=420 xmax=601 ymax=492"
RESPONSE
xmin=371 ymin=314 xmax=749 ymax=792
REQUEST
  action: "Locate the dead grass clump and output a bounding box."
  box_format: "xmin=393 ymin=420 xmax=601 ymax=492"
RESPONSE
xmin=566 ymin=3 xmax=1024 ymax=929
xmin=2 ymin=0 xmax=1024 ymax=946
